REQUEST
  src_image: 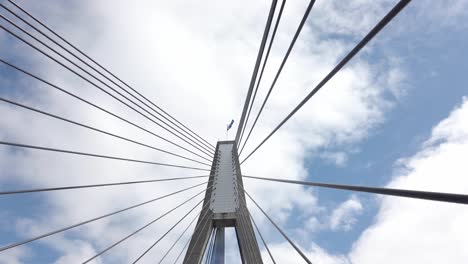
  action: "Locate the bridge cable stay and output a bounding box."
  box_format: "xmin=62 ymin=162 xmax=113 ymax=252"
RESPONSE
xmin=250 ymin=206 xmax=277 ymax=263
xmin=239 ymin=0 xmax=315 ymax=155
xmin=200 ymin=228 xmax=214 ymax=263
xmin=6 ymin=0 xmax=215 ymax=151
xmin=0 ymin=17 xmax=214 ymax=160
xmin=0 ymin=96 xmax=211 ymax=167
xmin=236 ymin=186 xmax=263 ymax=259
xmin=0 ymin=59 xmax=212 ymax=163
xmin=0 ymin=141 xmax=210 ymax=172
xmin=157 ymin=205 xmax=211 ymax=263
xmin=172 ymin=203 xmax=213 ymax=264
xmin=241 ymin=0 xmax=412 ymax=164
xmin=204 ymin=228 xmax=217 ymax=264
xmin=238 ymin=0 xmax=286 ymax=149
xmin=243 ymin=175 xmax=468 ymax=205
xmin=234 ymin=0 xmax=278 ymax=146
xmin=0 ymin=182 xmax=208 ymax=252
xmin=82 ymin=188 xmax=209 ymax=263
xmin=0 ymin=0 xmax=423 ymax=263
xmin=234 ymin=179 xmax=277 ymax=264
xmin=183 ymin=201 xmax=217 ymax=261
xmin=173 ymin=232 xmax=193 ymax=264
xmin=132 ymin=200 xmax=208 ymax=263
xmin=0 ymin=175 xmax=208 ymax=196
xmin=243 ymin=189 xmax=313 ymax=264
xmin=0 ymin=16 xmax=214 ymax=158
xmin=0 ymin=2 xmax=214 ymax=154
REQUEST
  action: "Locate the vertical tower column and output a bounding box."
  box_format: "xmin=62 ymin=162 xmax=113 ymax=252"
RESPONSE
xmin=211 ymin=227 xmax=225 ymax=263
xmin=183 ymin=141 xmax=262 ymax=264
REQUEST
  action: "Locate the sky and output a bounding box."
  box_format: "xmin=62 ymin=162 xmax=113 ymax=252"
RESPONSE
xmin=1 ymin=0 xmax=468 ymax=263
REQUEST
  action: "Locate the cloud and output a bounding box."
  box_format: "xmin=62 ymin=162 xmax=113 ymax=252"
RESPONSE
xmin=349 ymin=98 xmax=468 ymax=263
xmin=305 ymin=216 xmax=322 ymax=232
xmin=329 ymin=195 xmax=363 ymax=231
xmin=52 ymin=240 xmax=99 ymax=264
xmin=264 ymin=242 xmax=350 ymax=264
xmin=311 ymin=0 xmax=395 ymax=36
xmin=319 ymin=151 xmax=349 ymax=167
xmin=0 ymin=247 xmax=30 ymax=264
xmin=0 ymin=0 xmax=411 ymax=263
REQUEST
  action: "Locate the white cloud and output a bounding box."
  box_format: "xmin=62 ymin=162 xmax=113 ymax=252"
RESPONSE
xmin=53 ymin=240 xmax=99 ymax=264
xmin=312 ymin=0 xmax=395 ymax=36
xmin=0 ymin=0 xmax=414 ymax=263
xmin=350 ymin=98 xmax=468 ymax=263
xmin=330 ymin=195 xmax=363 ymax=231
xmin=264 ymin=242 xmax=350 ymax=264
xmin=320 ymin=151 xmax=349 ymax=167
xmin=0 ymin=247 xmax=29 ymax=264
xmin=305 ymin=216 xmax=322 ymax=232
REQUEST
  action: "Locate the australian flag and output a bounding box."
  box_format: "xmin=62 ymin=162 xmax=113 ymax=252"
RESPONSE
xmin=227 ymin=119 xmax=234 ymax=131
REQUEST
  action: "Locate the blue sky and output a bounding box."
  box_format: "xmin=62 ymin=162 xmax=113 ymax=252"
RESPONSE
xmin=1 ymin=0 xmax=468 ymax=263
xmin=303 ymin=6 xmax=468 ymax=255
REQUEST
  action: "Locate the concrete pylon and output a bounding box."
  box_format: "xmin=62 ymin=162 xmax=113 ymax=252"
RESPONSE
xmin=183 ymin=141 xmax=263 ymax=263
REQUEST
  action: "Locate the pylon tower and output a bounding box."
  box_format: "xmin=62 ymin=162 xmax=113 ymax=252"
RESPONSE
xmin=183 ymin=141 xmax=263 ymax=263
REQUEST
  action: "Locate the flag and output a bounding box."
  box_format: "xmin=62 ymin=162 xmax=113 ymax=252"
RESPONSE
xmin=227 ymin=119 xmax=234 ymax=131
